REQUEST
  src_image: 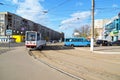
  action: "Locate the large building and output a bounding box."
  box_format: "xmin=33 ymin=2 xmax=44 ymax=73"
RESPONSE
xmin=0 ymin=12 xmax=64 ymax=43
xmin=104 ymin=14 xmax=120 ymax=41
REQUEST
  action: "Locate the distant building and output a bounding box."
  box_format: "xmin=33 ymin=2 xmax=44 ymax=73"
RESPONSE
xmin=94 ymin=19 xmax=110 ymax=40
xmin=0 ymin=12 xmax=64 ymax=43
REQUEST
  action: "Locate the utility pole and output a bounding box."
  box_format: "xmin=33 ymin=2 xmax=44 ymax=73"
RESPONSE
xmin=90 ymin=0 xmax=95 ymax=52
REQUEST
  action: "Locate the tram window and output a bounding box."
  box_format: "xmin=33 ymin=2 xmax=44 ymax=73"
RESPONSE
xmin=37 ymin=33 xmax=40 ymax=40
xmin=30 ymin=35 xmax=35 ymax=41
xmin=26 ymin=33 xmax=35 ymax=41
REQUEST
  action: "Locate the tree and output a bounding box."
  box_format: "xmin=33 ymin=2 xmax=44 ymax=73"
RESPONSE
xmin=94 ymin=28 xmax=99 ymax=40
xmin=73 ymin=29 xmax=80 ymax=37
xmin=73 ymin=25 xmax=90 ymax=38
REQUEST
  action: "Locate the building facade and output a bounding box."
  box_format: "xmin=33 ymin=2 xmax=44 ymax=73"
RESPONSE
xmin=104 ymin=15 xmax=120 ymax=41
xmin=0 ymin=12 xmax=64 ymax=43
xmin=94 ymin=19 xmax=110 ymax=40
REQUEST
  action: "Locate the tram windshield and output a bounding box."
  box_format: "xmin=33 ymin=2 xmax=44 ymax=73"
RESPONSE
xmin=26 ymin=32 xmax=36 ymax=41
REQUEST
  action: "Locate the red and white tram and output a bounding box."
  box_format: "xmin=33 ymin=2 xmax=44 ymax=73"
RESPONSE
xmin=25 ymin=31 xmax=46 ymax=49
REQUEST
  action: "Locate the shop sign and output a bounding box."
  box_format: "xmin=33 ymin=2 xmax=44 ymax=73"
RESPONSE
xmin=113 ymin=30 xmax=119 ymax=34
xmin=6 ymin=29 xmax=12 ymax=35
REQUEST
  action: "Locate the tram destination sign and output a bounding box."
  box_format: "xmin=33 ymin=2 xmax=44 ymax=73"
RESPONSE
xmin=6 ymin=29 xmax=12 ymax=35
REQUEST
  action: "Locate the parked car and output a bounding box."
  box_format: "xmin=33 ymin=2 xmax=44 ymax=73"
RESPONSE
xmin=110 ymin=40 xmax=120 ymax=46
xmin=96 ymin=40 xmax=109 ymax=46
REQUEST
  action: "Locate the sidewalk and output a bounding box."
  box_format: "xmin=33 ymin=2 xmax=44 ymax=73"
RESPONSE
xmin=75 ymin=46 xmax=120 ymax=54
xmin=0 ymin=43 xmax=25 ymax=55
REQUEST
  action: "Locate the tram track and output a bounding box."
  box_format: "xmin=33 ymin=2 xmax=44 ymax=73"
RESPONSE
xmin=28 ymin=48 xmax=84 ymax=80
xmin=27 ymin=44 xmax=120 ymax=80
xmin=34 ymin=50 xmax=120 ymax=80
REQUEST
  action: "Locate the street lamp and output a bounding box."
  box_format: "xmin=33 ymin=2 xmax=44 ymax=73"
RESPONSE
xmin=17 ymin=31 xmax=19 ymax=34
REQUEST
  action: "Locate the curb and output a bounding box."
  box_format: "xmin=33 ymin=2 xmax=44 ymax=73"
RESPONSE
xmin=93 ymin=51 xmax=120 ymax=54
xmin=75 ymin=48 xmax=120 ymax=54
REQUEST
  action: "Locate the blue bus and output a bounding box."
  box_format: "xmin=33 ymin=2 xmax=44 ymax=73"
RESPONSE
xmin=64 ymin=37 xmax=90 ymax=47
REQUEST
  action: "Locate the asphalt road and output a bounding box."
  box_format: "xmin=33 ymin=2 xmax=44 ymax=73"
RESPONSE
xmin=0 ymin=46 xmax=76 ymax=80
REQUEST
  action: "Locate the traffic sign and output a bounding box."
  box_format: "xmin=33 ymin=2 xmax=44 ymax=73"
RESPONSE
xmin=6 ymin=29 xmax=12 ymax=35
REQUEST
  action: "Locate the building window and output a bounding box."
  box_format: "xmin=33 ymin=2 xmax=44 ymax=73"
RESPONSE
xmin=116 ymin=23 xmax=119 ymax=30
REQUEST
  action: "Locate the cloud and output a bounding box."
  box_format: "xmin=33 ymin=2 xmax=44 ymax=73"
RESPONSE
xmin=9 ymin=0 xmax=48 ymax=25
xmin=60 ymin=11 xmax=91 ymax=30
xmin=76 ymin=2 xmax=83 ymax=6
xmin=11 ymin=0 xmax=19 ymax=4
xmin=112 ymin=4 xmax=118 ymax=8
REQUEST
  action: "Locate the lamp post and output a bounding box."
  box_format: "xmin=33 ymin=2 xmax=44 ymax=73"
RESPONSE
xmin=90 ymin=0 xmax=95 ymax=52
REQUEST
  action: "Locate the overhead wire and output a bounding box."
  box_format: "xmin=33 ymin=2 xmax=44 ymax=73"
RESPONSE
xmin=47 ymin=0 xmax=71 ymax=12
xmin=0 ymin=2 xmax=15 ymax=7
xmin=0 ymin=2 xmax=4 ymax=5
xmin=94 ymin=0 xmax=120 ymax=19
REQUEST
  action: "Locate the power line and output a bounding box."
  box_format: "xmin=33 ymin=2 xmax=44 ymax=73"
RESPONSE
xmin=0 ymin=2 xmax=15 ymax=7
xmin=47 ymin=0 xmax=71 ymax=12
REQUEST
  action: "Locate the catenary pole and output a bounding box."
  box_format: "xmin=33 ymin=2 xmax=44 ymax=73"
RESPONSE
xmin=90 ymin=0 xmax=95 ymax=52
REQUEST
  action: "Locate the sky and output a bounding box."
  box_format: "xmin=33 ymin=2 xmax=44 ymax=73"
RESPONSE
xmin=0 ymin=0 xmax=120 ymax=37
